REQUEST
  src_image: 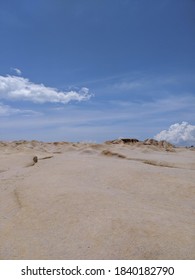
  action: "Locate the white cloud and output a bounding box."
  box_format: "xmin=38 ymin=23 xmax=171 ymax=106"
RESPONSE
xmin=154 ymin=122 xmax=195 ymax=146
xmin=0 ymin=102 xmax=40 ymax=116
xmin=11 ymin=68 xmax=22 ymax=76
xmin=0 ymin=75 xmax=92 ymax=104
xmin=111 ymin=74 xmax=179 ymax=92
xmin=0 ymin=102 xmax=20 ymax=116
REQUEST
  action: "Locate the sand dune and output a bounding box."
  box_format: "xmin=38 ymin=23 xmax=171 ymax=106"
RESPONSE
xmin=0 ymin=140 xmax=195 ymax=259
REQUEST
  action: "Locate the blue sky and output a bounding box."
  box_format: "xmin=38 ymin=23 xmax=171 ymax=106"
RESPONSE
xmin=0 ymin=0 xmax=195 ymax=144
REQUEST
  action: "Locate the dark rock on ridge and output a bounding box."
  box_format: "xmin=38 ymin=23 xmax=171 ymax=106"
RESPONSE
xmin=105 ymin=138 xmax=139 ymax=144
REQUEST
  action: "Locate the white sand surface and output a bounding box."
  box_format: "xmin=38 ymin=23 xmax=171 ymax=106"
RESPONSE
xmin=0 ymin=141 xmax=195 ymax=259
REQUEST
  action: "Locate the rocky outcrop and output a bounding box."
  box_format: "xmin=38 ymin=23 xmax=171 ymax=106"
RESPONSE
xmin=105 ymin=138 xmax=139 ymax=144
xmin=104 ymin=138 xmax=175 ymax=151
xmin=143 ymin=139 xmax=175 ymax=151
xmin=121 ymin=138 xmax=139 ymax=143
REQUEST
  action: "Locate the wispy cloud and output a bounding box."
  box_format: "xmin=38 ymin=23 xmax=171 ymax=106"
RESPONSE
xmin=11 ymin=67 xmax=22 ymax=76
xmin=0 ymin=102 xmax=20 ymax=116
xmin=0 ymin=75 xmax=92 ymax=104
xmin=0 ymin=102 xmax=39 ymax=117
xmin=154 ymin=122 xmax=195 ymax=146
xmin=111 ymin=74 xmax=180 ymax=92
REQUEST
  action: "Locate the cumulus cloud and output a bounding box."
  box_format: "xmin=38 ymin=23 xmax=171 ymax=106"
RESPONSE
xmin=154 ymin=122 xmax=195 ymax=146
xmin=0 ymin=75 xmax=91 ymax=104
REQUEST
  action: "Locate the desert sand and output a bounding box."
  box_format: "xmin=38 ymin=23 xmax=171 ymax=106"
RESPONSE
xmin=0 ymin=139 xmax=195 ymax=260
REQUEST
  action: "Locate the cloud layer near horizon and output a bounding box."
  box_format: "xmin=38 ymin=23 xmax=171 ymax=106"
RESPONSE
xmin=154 ymin=122 xmax=195 ymax=146
xmin=0 ymin=75 xmax=91 ymax=104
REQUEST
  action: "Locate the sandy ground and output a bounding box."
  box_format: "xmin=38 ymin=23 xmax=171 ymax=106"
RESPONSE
xmin=0 ymin=140 xmax=195 ymax=260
